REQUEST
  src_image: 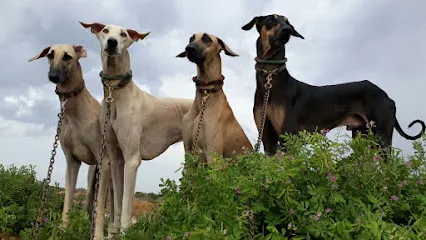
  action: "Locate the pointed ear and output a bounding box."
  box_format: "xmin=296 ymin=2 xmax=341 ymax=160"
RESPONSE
xmin=291 ymin=29 xmax=305 ymax=39
xmin=176 ymin=51 xmax=186 ymax=58
xmin=79 ymin=21 xmax=105 ymax=34
xmin=217 ymin=38 xmax=239 ymax=57
xmin=242 ymin=17 xmax=258 ymax=31
xmin=73 ymin=45 xmax=88 ymax=58
xmin=28 ymin=46 xmax=51 ymax=62
xmin=127 ymin=29 xmax=150 ymax=42
xmin=289 ymin=22 xmax=304 ymax=39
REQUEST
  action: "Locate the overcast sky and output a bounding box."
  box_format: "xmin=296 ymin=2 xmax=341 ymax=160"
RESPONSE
xmin=1 ymin=0 xmax=425 ymax=193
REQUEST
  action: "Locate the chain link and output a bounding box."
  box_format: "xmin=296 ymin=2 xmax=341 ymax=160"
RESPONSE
xmin=90 ymin=89 xmax=113 ymax=240
xmin=191 ymin=90 xmax=209 ymax=155
xmin=254 ymin=73 xmax=273 ymax=152
xmin=34 ymin=98 xmax=65 ymax=240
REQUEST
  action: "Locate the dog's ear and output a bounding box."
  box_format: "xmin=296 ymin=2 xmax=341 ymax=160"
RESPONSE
xmin=176 ymin=51 xmax=186 ymax=58
xmin=289 ymin=23 xmax=304 ymax=39
xmin=72 ymin=45 xmax=88 ymax=59
xmin=127 ymin=29 xmax=150 ymax=42
xmin=217 ymin=38 xmax=239 ymax=57
xmin=28 ymin=46 xmax=51 ymax=62
xmin=242 ymin=17 xmax=259 ymax=31
xmin=79 ymin=21 xmax=105 ymax=34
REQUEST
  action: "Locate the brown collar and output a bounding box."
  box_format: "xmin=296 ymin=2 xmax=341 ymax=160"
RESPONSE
xmin=55 ymin=82 xmax=85 ymax=99
xmin=192 ymin=75 xmax=225 ymax=93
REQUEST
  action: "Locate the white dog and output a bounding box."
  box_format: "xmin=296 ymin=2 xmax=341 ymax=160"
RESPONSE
xmin=79 ymin=22 xmax=193 ymax=235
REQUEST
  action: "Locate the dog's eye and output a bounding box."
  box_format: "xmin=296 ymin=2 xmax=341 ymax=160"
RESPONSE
xmin=120 ymin=32 xmax=127 ymax=38
xmin=103 ymin=29 xmax=109 ymax=34
xmin=201 ymin=34 xmax=212 ymax=43
xmin=189 ymin=36 xmax=195 ymax=43
xmin=63 ymin=54 xmax=72 ymax=61
xmin=47 ymin=53 xmax=54 ymax=60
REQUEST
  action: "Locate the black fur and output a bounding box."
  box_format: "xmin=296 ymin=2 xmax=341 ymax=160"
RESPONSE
xmin=244 ymin=14 xmax=425 ymax=154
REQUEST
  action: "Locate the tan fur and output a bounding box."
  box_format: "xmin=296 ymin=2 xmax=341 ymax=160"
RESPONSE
xmin=178 ymin=33 xmax=253 ymax=164
xmin=80 ymin=22 xmax=192 ymax=236
xmin=260 ymin=24 xmax=281 ymax=57
xmin=267 ymin=104 xmax=286 ymax=133
xmin=29 ymin=45 xmax=113 ymax=236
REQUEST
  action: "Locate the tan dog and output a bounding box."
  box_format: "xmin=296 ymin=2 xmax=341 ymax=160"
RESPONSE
xmin=79 ymin=22 xmax=193 ymax=234
xmin=28 ymin=44 xmax=113 ymax=236
xmin=176 ymin=33 xmax=253 ymax=163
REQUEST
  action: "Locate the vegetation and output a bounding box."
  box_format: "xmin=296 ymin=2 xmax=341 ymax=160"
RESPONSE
xmin=125 ymin=131 xmax=426 ymax=240
xmin=1 ymin=130 xmax=426 ymax=239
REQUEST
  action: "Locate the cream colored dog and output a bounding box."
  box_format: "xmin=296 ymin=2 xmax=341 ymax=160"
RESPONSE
xmin=79 ymin=22 xmax=193 ymax=234
xmin=177 ymin=33 xmax=253 ymax=162
xmin=29 ymin=44 xmax=113 ymax=237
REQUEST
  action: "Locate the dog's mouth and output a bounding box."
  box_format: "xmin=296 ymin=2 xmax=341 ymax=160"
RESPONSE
xmin=187 ymin=53 xmax=205 ymax=64
xmin=104 ymin=48 xmax=119 ymax=57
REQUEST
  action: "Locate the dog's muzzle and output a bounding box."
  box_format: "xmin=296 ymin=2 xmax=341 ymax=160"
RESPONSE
xmin=48 ymin=69 xmax=64 ymax=83
xmin=185 ymin=44 xmax=204 ymax=63
xmin=105 ymin=38 xmax=119 ymax=55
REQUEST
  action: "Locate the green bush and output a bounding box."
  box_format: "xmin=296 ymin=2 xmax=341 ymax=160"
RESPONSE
xmin=0 ymin=164 xmax=63 ymax=237
xmin=124 ymin=131 xmax=426 ymax=240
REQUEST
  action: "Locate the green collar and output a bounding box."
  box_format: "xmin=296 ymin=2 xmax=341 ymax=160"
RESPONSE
xmin=99 ymin=70 xmax=132 ymax=81
xmin=255 ymin=57 xmax=287 ymax=65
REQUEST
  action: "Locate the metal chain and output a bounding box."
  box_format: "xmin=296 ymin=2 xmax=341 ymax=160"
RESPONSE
xmin=254 ymin=73 xmax=273 ymax=152
xmin=90 ymin=86 xmax=113 ymax=240
xmin=249 ymin=214 xmax=255 ymax=240
xmin=34 ymin=98 xmax=66 ymax=240
xmin=191 ymin=90 xmax=209 ymax=155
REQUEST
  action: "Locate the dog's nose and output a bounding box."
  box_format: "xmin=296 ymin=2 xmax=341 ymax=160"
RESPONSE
xmin=107 ymin=38 xmax=118 ymax=48
xmin=185 ymin=45 xmax=197 ymax=55
xmin=48 ymin=73 xmax=60 ymax=83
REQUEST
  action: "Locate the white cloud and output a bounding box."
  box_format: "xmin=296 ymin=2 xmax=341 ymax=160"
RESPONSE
xmin=1 ymin=0 xmax=425 ymax=193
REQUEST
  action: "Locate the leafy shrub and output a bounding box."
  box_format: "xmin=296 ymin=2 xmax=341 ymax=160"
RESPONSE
xmin=0 ymin=164 xmax=63 ymax=237
xmin=124 ymin=131 xmax=426 ymax=240
xmin=20 ymin=209 xmax=91 ymax=240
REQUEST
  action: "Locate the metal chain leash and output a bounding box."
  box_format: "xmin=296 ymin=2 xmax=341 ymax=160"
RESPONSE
xmin=191 ymin=90 xmax=209 ymax=155
xmin=254 ymin=73 xmax=273 ymax=152
xmin=34 ymin=98 xmax=66 ymax=240
xmin=90 ymin=86 xmax=113 ymax=240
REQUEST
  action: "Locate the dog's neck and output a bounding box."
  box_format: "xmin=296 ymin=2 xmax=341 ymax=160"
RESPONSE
xmin=101 ymin=49 xmax=132 ymax=86
xmin=196 ymin=55 xmax=223 ymax=84
xmin=55 ymin=63 xmax=89 ymax=116
xmin=194 ymin=55 xmax=225 ymax=106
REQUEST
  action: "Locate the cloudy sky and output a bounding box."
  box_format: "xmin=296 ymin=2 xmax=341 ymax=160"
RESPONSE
xmin=1 ymin=0 xmax=425 ymax=193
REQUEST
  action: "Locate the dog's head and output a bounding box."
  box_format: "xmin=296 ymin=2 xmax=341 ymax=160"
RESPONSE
xmin=176 ymin=33 xmax=238 ymax=65
xmin=242 ymin=14 xmax=304 ymax=56
xmin=29 ymin=44 xmax=87 ymax=84
xmin=79 ymin=22 xmax=150 ymax=57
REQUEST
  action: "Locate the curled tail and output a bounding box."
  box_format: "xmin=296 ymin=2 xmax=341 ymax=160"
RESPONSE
xmin=394 ymin=117 xmax=425 ymax=140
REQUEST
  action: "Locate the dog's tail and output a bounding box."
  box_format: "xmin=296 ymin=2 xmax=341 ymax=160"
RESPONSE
xmin=394 ymin=117 xmax=426 ymax=140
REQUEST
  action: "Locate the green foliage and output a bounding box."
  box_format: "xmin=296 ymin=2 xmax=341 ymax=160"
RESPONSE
xmin=0 ymin=164 xmax=63 ymax=236
xmin=20 ymin=209 xmax=91 ymax=240
xmin=124 ymin=131 xmax=426 ymax=240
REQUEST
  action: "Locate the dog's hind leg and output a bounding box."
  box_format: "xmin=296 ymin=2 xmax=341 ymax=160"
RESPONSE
xmin=87 ymin=165 xmax=96 ymax=222
xmin=62 ymin=154 xmax=81 ymax=226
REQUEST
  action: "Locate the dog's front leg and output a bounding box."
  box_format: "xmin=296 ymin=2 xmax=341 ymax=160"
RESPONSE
xmin=62 ymin=154 xmax=81 ymax=226
xmin=254 ymin=106 xmax=278 ymax=154
xmin=106 ymin=138 xmax=124 ymax=235
xmin=93 ymin=156 xmax=112 ymax=240
xmin=120 ymin=152 xmax=141 ymax=230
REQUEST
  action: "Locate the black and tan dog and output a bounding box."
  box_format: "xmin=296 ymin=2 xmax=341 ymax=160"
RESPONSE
xmin=176 ymin=33 xmax=253 ymax=163
xmin=242 ymin=14 xmax=425 ymax=154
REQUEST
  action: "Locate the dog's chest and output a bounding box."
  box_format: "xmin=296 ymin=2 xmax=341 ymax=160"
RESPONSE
xmin=59 ymin=122 xmax=97 ymax=165
xmin=266 ymin=103 xmax=287 ymax=132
